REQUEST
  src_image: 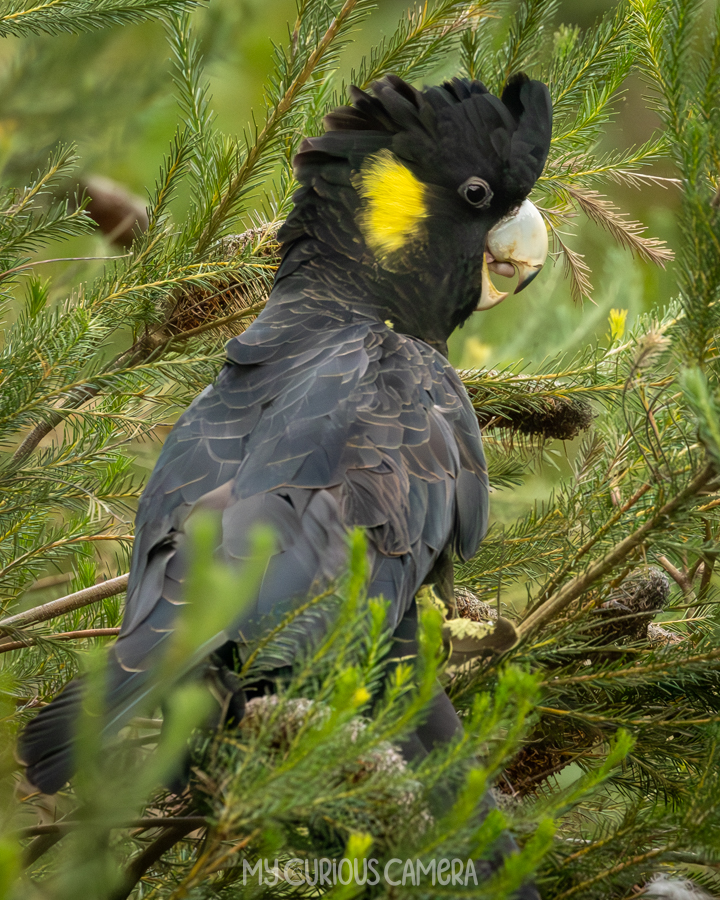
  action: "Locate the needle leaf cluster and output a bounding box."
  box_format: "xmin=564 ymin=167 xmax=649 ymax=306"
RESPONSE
xmin=2 ymin=1 xmax=720 ymax=898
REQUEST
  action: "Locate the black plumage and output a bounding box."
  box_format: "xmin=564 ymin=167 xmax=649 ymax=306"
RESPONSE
xmin=19 ymin=71 xmax=552 ymax=832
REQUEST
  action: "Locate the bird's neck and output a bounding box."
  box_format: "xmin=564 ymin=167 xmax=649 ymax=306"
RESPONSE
xmin=273 ymin=234 xmax=478 ymax=355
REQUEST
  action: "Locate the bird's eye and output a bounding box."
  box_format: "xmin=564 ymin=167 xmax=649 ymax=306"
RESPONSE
xmin=459 ymin=177 xmax=493 ymax=209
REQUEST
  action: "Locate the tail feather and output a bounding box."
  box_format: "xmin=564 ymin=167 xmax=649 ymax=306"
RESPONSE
xmin=18 ymin=654 xmax=153 ymax=794
xmin=18 ymin=614 xmax=233 ymax=793
xmin=18 ymin=679 xmax=85 ymax=794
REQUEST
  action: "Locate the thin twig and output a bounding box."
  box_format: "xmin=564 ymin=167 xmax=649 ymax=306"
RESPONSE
xmin=519 ymin=464 xmax=716 ymax=639
xmin=527 ymin=482 xmax=652 ymax=616
xmin=25 ymin=573 xmax=73 ymax=593
xmin=536 ymin=705 xmax=720 ymax=727
xmin=656 ymin=551 xmax=704 ymax=625
xmin=111 ymin=822 xmax=204 ymax=900
xmin=163 ymin=300 xmax=266 ymax=345
xmin=19 ymin=816 xmax=207 ymax=839
xmin=0 ymin=535 xmax=132 ymax=585
xmin=554 ymin=845 xmax=674 ymax=899
xmin=0 ymin=255 xmax=130 ymax=280
xmin=0 ymin=574 xmax=129 ymax=632
xmin=656 ymin=554 xmax=693 ymax=593
xmin=0 ymin=627 xmax=120 ymax=654
xmin=22 ymin=831 xmax=65 ymax=868
xmin=543 ymin=645 xmax=720 ymax=687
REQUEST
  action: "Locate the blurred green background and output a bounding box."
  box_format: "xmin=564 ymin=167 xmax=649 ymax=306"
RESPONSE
xmin=0 ymin=0 xmax=680 ymax=348
xmin=0 ymin=0 xmax=682 ymax=587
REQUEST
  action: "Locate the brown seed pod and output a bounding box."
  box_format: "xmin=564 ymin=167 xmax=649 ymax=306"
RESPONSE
xmin=80 ymin=175 xmax=149 ymax=248
xmin=168 ymin=227 xmax=280 ymax=338
xmin=593 ymin=566 xmax=671 ymax=642
xmin=499 ymin=727 xmax=594 ymax=797
xmin=454 ymin=586 xmax=498 ymax=623
xmin=476 ymin=392 xmax=594 ymax=441
xmin=467 ymin=371 xmax=594 ymax=442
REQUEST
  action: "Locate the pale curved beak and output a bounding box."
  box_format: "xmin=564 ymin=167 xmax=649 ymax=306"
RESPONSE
xmin=476 ymin=199 xmax=549 ymax=311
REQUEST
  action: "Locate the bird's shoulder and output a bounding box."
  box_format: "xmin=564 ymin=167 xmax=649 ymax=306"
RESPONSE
xmin=141 ymin=302 xmax=477 ymax=502
xmin=127 ymin=304 xmax=485 ymax=618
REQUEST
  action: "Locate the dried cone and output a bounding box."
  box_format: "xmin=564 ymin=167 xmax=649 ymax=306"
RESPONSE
xmin=200 ymin=696 xmax=433 ymax=836
xmin=647 ymin=623 xmax=685 ymax=648
xmin=454 ymin=586 xmax=498 ymax=622
xmin=500 ymin=736 xmax=579 ymax=797
xmin=168 ymin=227 xmax=280 ymax=339
xmin=81 ymin=175 xmax=149 ymax=248
xmin=593 ymin=566 xmax=670 ymax=642
xmin=470 ymin=377 xmax=594 ymax=441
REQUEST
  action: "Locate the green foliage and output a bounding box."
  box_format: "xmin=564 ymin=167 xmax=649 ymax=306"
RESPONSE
xmin=2 ymin=0 xmax=720 ymax=898
xmin=0 ymin=0 xmax=200 ymax=39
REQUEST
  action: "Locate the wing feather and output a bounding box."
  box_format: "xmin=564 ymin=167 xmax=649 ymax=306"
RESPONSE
xmin=19 ymin=303 xmax=488 ymax=793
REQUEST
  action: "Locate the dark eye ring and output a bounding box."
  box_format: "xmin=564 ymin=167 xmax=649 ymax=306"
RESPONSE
xmin=459 ymin=177 xmax=493 ymax=209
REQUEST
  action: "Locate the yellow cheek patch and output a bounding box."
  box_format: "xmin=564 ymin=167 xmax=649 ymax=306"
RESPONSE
xmin=355 ymin=150 xmax=428 ymax=260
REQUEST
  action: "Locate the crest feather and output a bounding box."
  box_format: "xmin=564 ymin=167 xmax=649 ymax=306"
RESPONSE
xmin=295 ymin=74 xmax=551 ymax=196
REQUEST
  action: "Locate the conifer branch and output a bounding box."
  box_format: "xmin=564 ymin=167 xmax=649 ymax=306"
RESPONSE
xmin=0 ymin=573 xmax=128 ymax=630
xmin=564 ymin=185 xmax=674 ymax=266
xmin=547 ymin=221 xmax=593 ymax=302
xmin=10 ymin=259 xmax=259 ymax=461
xmin=0 ymin=0 xmax=200 ymax=39
xmin=19 ymin=815 xmax=207 ymax=838
xmin=352 ymin=0 xmax=490 ymax=89
xmin=554 ymin=846 xmax=676 ymax=900
xmin=0 ymin=627 xmax=119 ymax=653
xmin=520 ymin=463 xmax=716 ymax=639
xmin=194 ymin=0 xmax=365 ymax=255
xmin=493 ymin=0 xmax=558 ymax=90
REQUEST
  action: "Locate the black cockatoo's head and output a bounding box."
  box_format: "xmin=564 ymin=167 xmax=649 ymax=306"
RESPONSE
xmin=278 ymin=73 xmax=552 ymax=349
